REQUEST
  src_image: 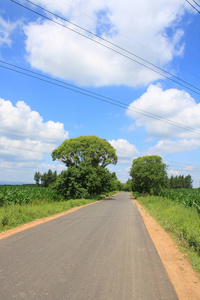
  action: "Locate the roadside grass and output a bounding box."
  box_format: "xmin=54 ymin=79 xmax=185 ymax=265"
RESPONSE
xmin=135 ymin=195 xmax=200 ymax=273
xmin=0 ymin=191 xmax=120 ymax=232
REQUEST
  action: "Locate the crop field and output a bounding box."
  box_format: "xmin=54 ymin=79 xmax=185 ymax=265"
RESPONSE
xmin=0 ymin=186 xmax=60 ymax=206
xmin=0 ymin=186 xmax=117 ymax=231
xmin=160 ymin=189 xmax=200 ymax=212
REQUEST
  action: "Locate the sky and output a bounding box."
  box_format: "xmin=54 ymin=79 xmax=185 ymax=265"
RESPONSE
xmin=0 ymin=0 xmax=200 ymax=187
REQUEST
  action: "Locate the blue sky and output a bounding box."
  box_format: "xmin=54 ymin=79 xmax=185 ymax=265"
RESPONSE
xmin=1 ymin=0 xmax=200 ymax=187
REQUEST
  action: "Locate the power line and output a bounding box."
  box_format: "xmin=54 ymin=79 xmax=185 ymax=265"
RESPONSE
xmin=192 ymin=0 xmax=200 ymax=8
xmin=11 ymin=0 xmax=200 ymax=95
xmin=1 ymin=60 xmax=200 ymax=135
xmin=19 ymin=0 xmax=177 ymax=75
xmin=50 ymin=0 xmax=200 ymax=84
xmin=186 ymin=0 xmax=200 ymax=13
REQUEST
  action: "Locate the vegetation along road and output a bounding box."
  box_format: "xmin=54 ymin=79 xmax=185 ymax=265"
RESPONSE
xmin=0 ymin=192 xmax=178 ymax=299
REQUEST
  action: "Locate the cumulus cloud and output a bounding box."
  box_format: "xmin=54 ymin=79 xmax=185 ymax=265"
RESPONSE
xmin=0 ymin=98 xmax=68 ymax=163
xmin=0 ymin=98 xmax=68 ymax=142
xmin=23 ymin=0 xmax=190 ymax=87
xmin=109 ymin=139 xmax=139 ymax=164
xmin=0 ymin=137 xmax=56 ymax=162
xmin=126 ymin=85 xmax=200 ymax=139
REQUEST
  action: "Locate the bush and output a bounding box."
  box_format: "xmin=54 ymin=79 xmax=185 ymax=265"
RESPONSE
xmin=53 ymin=165 xmax=116 ymax=199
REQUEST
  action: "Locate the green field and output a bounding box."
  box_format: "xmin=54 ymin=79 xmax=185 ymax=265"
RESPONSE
xmin=159 ymin=188 xmax=200 ymax=212
xmin=0 ymin=185 xmax=118 ymax=232
xmin=0 ymin=185 xmax=61 ymax=206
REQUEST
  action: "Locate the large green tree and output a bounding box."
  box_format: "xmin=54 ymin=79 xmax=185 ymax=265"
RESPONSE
xmin=52 ymin=135 xmax=118 ymax=198
xmin=130 ymin=155 xmax=167 ymax=194
xmin=52 ymin=135 xmax=117 ymax=168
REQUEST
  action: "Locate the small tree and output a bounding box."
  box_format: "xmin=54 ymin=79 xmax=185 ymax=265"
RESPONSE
xmin=41 ymin=172 xmax=48 ymax=187
xmin=169 ymin=175 xmax=175 ymax=189
xmin=34 ymin=171 xmax=41 ymax=186
xmin=185 ymin=175 xmax=193 ymax=189
xmin=130 ymin=155 xmax=167 ymax=195
xmin=39 ymin=169 xmax=58 ymax=187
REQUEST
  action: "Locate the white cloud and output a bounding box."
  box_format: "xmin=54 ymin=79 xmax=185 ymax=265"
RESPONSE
xmin=109 ymin=139 xmax=139 ymax=164
xmin=147 ymin=139 xmax=200 ymax=155
xmin=23 ymin=0 xmax=190 ymax=87
xmin=0 ymin=16 xmax=19 ymax=48
xmin=127 ymin=85 xmax=200 ymax=139
xmin=0 ymin=98 xmax=68 ymax=163
xmin=39 ymin=163 xmax=66 ymax=172
xmin=0 ymin=98 xmax=68 ymax=142
xmin=0 ymin=137 xmax=56 ymax=162
xmin=183 ymin=165 xmax=195 ymax=171
xmin=168 ymin=169 xmax=180 ymax=176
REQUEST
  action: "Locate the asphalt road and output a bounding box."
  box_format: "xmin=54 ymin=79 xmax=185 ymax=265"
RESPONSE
xmin=0 ymin=192 xmax=178 ymax=299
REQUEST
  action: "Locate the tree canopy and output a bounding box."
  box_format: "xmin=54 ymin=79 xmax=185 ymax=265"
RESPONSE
xmin=130 ymin=155 xmax=167 ymax=194
xmin=52 ymin=135 xmax=117 ymax=168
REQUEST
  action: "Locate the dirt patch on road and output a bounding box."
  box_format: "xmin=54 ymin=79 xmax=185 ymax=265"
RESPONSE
xmin=134 ymin=199 xmax=200 ymax=300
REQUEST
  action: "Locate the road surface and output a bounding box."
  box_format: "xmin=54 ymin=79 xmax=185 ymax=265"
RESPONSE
xmin=0 ymin=192 xmax=178 ymax=299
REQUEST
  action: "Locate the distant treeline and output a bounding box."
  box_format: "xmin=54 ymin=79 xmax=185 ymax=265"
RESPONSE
xmin=34 ymin=171 xmax=193 ymax=191
xmin=122 ymin=175 xmax=193 ymax=192
xmin=166 ymin=175 xmax=193 ymax=189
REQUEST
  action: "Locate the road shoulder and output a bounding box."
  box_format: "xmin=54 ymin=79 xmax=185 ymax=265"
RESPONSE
xmin=133 ymin=199 xmax=200 ymax=300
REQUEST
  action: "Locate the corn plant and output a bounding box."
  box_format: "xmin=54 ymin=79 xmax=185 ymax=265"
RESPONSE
xmin=0 ymin=186 xmax=60 ymax=206
xmin=160 ymin=189 xmax=200 ymax=213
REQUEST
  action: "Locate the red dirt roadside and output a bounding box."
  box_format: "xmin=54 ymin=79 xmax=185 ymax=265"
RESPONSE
xmin=134 ymin=199 xmax=200 ymax=300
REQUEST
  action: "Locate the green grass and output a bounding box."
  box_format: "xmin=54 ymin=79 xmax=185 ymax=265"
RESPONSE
xmin=136 ymin=195 xmax=200 ymax=273
xmin=0 ymin=199 xmax=95 ymax=232
xmin=0 ymin=188 xmax=120 ymax=232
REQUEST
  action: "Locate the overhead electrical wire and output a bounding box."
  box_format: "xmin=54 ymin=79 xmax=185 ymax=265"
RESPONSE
xmin=1 ymin=60 xmax=200 ymax=136
xmin=10 ymin=0 xmax=200 ymax=95
xmin=192 ymin=0 xmax=200 ymax=8
xmin=186 ymin=0 xmax=200 ymax=13
xmin=3 ymin=1 xmax=200 ymax=178
xmin=55 ymin=0 xmax=200 ymax=83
